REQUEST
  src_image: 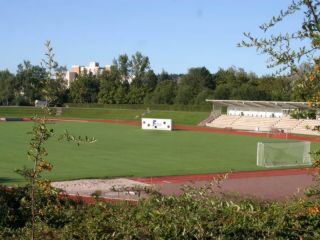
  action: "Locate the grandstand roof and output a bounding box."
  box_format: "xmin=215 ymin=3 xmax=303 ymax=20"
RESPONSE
xmin=206 ymin=100 xmax=309 ymax=109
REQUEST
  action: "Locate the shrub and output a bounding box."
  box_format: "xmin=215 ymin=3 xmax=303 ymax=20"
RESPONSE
xmin=1 ymin=185 xmax=320 ymax=239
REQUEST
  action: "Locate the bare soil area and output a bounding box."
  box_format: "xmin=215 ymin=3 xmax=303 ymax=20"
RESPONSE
xmin=51 ymin=178 xmax=150 ymax=200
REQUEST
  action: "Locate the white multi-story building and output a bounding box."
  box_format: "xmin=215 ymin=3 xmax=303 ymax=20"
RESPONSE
xmin=64 ymin=71 xmax=77 ymax=88
xmin=64 ymin=62 xmax=111 ymax=88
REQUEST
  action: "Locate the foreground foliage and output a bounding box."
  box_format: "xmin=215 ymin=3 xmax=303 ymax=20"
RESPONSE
xmin=1 ymin=185 xmax=320 ymax=240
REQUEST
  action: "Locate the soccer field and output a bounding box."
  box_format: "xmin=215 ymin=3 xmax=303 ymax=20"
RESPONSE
xmin=0 ymin=121 xmax=318 ymax=185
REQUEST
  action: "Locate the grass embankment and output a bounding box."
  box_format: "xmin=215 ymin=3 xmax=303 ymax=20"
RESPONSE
xmin=1 ymin=121 xmax=318 ymax=185
xmin=0 ymin=106 xmax=209 ymax=125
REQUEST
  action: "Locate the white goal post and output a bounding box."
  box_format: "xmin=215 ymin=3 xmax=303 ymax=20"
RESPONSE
xmin=257 ymin=141 xmax=312 ymax=168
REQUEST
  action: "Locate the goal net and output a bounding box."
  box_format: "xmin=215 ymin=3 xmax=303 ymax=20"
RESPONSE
xmin=257 ymin=141 xmax=312 ymax=168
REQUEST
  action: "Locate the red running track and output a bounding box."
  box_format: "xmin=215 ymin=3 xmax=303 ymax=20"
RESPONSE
xmin=132 ymin=168 xmax=318 ymax=184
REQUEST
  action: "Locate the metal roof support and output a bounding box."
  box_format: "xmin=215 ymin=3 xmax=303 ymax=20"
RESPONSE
xmin=206 ymin=99 xmax=309 ymax=110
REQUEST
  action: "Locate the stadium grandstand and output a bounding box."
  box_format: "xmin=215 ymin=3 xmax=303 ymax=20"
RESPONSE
xmin=205 ymin=100 xmax=320 ymax=136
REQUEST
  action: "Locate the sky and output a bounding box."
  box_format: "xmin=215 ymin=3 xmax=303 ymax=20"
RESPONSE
xmin=0 ymin=0 xmax=303 ymax=76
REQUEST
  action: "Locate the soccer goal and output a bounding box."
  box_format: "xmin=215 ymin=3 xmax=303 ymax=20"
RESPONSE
xmin=257 ymin=141 xmax=312 ymax=168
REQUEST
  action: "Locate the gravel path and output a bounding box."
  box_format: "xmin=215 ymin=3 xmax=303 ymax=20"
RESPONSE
xmin=52 ymin=178 xmax=150 ymax=200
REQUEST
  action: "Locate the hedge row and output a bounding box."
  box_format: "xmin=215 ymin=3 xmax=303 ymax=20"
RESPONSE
xmin=1 ymin=185 xmax=320 ymax=239
xmin=64 ymin=103 xmax=212 ymax=112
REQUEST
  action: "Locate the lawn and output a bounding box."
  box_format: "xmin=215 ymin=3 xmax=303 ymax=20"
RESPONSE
xmin=1 ymin=121 xmax=318 ymax=185
xmin=0 ymin=106 xmax=209 ymax=125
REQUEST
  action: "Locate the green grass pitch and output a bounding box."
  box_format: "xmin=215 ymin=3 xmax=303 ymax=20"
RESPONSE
xmin=1 ymin=121 xmax=318 ymax=185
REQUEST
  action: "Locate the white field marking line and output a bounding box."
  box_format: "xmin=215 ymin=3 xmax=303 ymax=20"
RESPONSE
xmin=48 ymin=118 xmax=89 ymax=123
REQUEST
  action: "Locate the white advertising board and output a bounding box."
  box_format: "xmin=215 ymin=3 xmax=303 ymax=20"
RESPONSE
xmin=141 ymin=118 xmax=172 ymax=131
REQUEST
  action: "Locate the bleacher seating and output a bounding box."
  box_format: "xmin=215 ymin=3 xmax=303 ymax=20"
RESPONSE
xmin=206 ymin=115 xmax=278 ymax=131
xmin=206 ymin=115 xmax=240 ymax=128
xmin=206 ymin=115 xmax=320 ymax=135
xmin=272 ymin=117 xmax=302 ymax=132
xmin=292 ymin=119 xmax=320 ymax=135
xmin=230 ymin=116 xmax=278 ymax=132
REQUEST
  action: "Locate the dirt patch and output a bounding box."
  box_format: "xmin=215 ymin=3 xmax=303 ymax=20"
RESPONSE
xmin=51 ymin=178 xmax=150 ymax=200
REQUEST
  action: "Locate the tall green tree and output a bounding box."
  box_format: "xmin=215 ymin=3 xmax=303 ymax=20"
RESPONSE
xmin=212 ymin=67 xmax=275 ymax=101
xmin=239 ymin=0 xmax=318 ymax=73
xmin=175 ymin=84 xmax=194 ymax=104
xmin=238 ymin=0 xmax=320 ymax=104
xmin=158 ymin=70 xmax=173 ymax=82
xmin=141 ymin=70 xmax=158 ymax=104
xmin=213 ymin=84 xmax=231 ymax=100
xmin=129 ymin=52 xmax=150 ymax=103
xmin=259 ymin=76 xmax=292 ymax=101
xmin=70 ymin=72 xmax=99 ymax=103
xmin=109 ymin=52 xmax=150 ymax=104
xmin=131 ymin=51 xmax=150 ymax=80
xmin=114 ymin=81 xmax=129 ymax=104
xmin=41 ymin=41 xmax=67 ymax=106
xmin=176 ymin=67 xmax=214 ymax=104
xmin=230 ymin=82 xmax=264 ymax=100
xmin=0 ymin=70 xmax=15 ymax=105
xmin=142 ymin=70 xmax=158 ymax=92
xmin=151 ymin=79 xmax=177 ymax=104
xmin=127 ymin=85 xmax=147 ymax=104
xmin=194 ymin=88 xmax=214 ymax=104
xmin=14 ymin=61 xmax=47 ymax=105
xmin=112 ymin=54 xmax=130 ymax=82
xmin=98 ymin=71 xmax=119 ymax=104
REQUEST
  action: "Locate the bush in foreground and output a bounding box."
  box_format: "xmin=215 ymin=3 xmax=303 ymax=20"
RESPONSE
xmin=1 ymin=185 xmax=320 ymax=240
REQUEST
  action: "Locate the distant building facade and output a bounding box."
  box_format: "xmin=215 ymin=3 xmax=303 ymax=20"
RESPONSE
xmin=64 ymin=62 xmax=111 ymax=88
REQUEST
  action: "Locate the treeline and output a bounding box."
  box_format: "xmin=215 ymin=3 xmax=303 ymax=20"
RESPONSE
xmin=0 ymin=52 xmax=309 ymax=107
xmin=0 ymin=61 xmax=66 ymax=106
